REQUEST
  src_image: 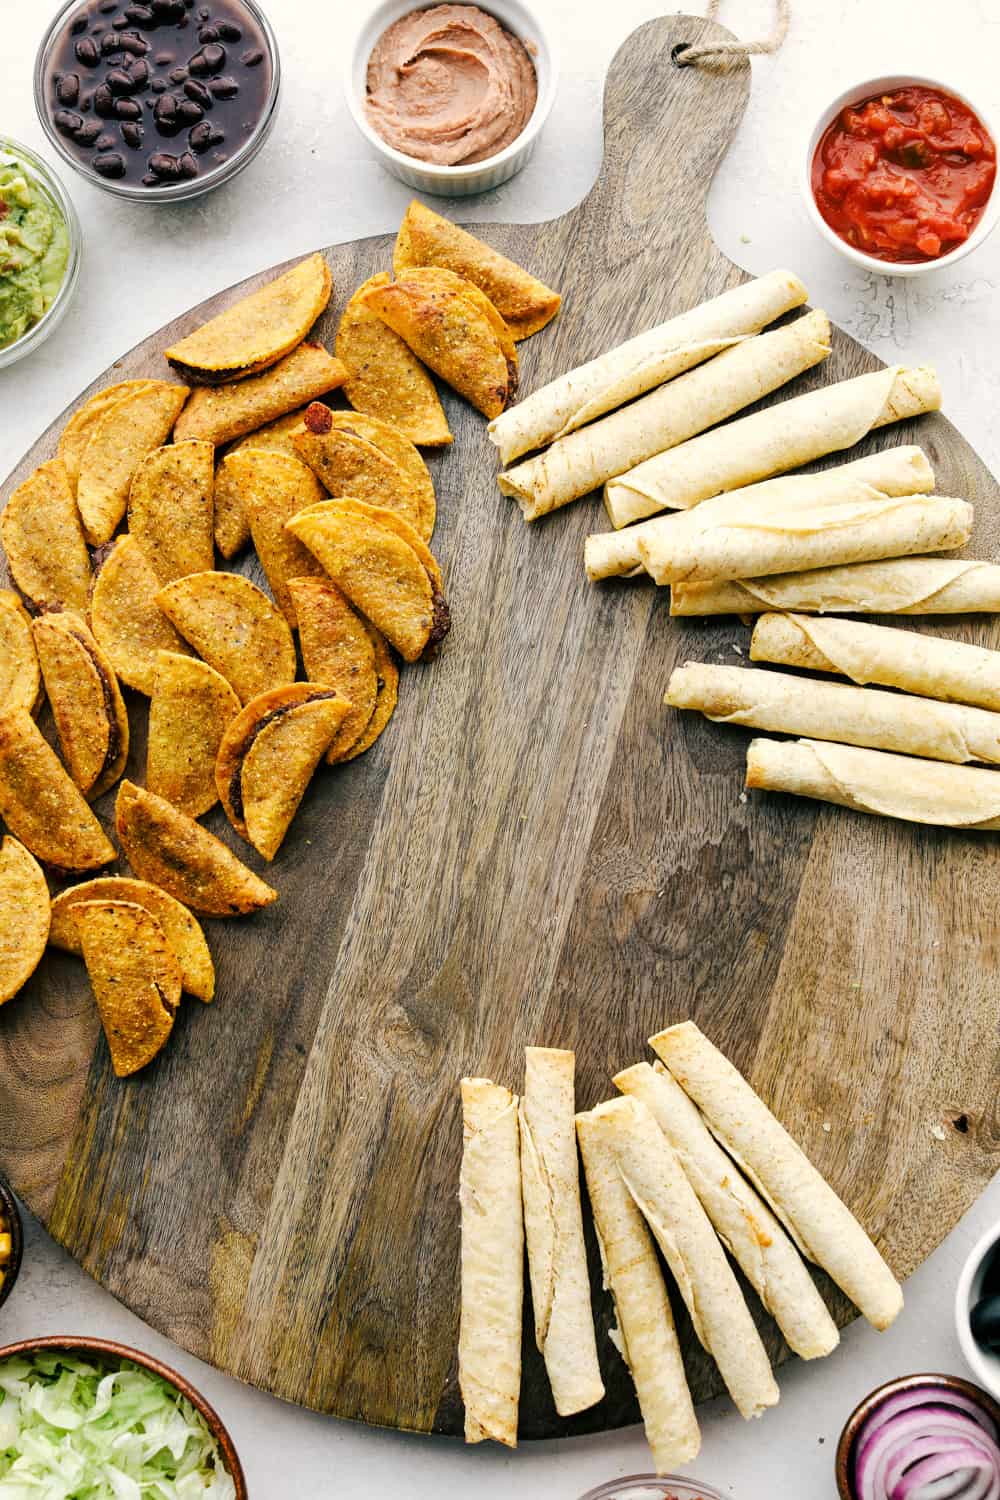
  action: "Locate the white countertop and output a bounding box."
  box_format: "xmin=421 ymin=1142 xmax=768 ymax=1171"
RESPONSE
xmin=3 ymin=1 xmax=1000 ymax=1495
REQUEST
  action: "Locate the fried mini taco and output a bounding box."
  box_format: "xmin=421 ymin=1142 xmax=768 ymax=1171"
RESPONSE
xmin=287 ymin=498 xmax=450 ymax=663
xmin=147 ymin=650 xmax=241 ymax=818
xmin=0 ymin=836 xmax=50 ymax=1005
xmin=76 ymin=900 xmax=180 ymax=1077
xmin=116 ymin=780 xmax=277 ymax=915
xmin=50 ymin=875 xmax=214 ymax=1001
xmin=404 ymin=267 xmax=518 ymax=376
xmin=155 ymin=571 xmax=296 ymax=704
xmin=0 ymin=708 xmax=115 ymax=871
xmin=58 ymin=380 xmax=159 ymax=495
xmin=88 ymin=534 xmax=192 ymax=696
xmin=0 ymin=592 xmax=41 ymax=716
xmin=317 ymin=409 xmax=436 ymax=541
xmin=336 ymin=273 xmax=452 ymax=447
xmin=127 ymin=440 xmax=215 ymax=584
xmin=1 ymin=458 xmax=91 ymax=614
xmin=288 ymin=577 xmax=379 ymax=761
xmin=217 ymin=450 xmax=326 ymax=624
xmin=215 ymin=414 xmax=314 ymax=559
xmin=32 ymin=609 xmax=129 ymax=800
xmin=292 ymin=403 xmax=424 ymax=536
xmin=76 ymin=382 xmax=190 ymax=546
xmin=342 ymin=624 xmax=399 ymax=762
xmin=361 ymin=273 xmax=514 ymax=420
xmin=165 ymin=253 xmax=333 ymax=383
xmin=215 ymin=684 xmax=348 ymax=859
xmin=395 ymin=201 xmax=561 ymax=340
xmin=174 ymin=343 xmax=347 ymax=448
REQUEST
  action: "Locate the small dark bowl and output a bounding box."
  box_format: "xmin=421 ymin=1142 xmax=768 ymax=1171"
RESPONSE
xmin=0 ymin=1178 xmax=24 ymax=1314
xmin=0 ymin=1335 xmax=247 ymax=1498
xmin=836 ymin=1371 xmax=1000 ymax=1499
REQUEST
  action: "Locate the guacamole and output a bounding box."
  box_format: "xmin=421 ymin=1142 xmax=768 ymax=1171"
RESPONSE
xmin=0 ymin=158 xmax=69 ymax=350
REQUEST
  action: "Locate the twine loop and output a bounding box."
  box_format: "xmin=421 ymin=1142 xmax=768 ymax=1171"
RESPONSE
xmin=674 ymin=0 xmax=790 ymax=66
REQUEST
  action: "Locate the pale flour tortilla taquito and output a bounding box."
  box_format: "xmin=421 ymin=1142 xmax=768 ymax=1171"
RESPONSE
xmin=666 ymin=662 xmax=1000 ymax=766
xmin=590 ymin=1095 xmax=779 ymax=1421
xmin=488 ymin=268 xmax=808 ymax=466
xmin=585 ymin=447 xmax=934 ymax=582
xmin=614 ymin=1062 xmax=839 ymax=1361
xmin=576 ymin=1106 xmax=701 ymax=1471
xmin=459 ymin=1077 xmax=523 ymax=1447
xmin=671 ymin=557 xmax=1000 ymax=617
xmin=752 ymin=613 xmax=1000 ymax=713
xmin=497 ymin=310 xmax=832 ymax=521
xmin=746 ymin=736 xmax=1000 ymax=828
xmin=651 ymin=1022 xmax=903 ymax=1331
xmin=519 ymin=1048 xmax=604 ymax=1416
xmin=605 ymin=364 xmax=941 ymax=527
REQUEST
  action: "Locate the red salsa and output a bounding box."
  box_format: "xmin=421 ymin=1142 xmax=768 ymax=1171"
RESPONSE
xmin=812 ymin=85 xmax=996 ymax=262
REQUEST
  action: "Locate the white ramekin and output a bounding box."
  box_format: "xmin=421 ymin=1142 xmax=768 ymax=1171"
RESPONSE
xmin=802 ymin=73 xmax=1000 ymax=277
xmin=344 ymin=0 xmax=558 ymax=198
xmin=954 ymin=1219 xmax=1000 ymax=1401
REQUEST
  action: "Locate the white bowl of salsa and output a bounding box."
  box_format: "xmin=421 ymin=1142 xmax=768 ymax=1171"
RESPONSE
xmin=802 ymin=74 xmax=1000 ymax=276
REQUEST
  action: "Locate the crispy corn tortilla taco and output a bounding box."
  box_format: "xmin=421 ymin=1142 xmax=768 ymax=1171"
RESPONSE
xmin=0 ymin=591 xmax=41 ymax=716
xmin=361 ymin=274 xmax=513 ymax=420
xmin=32 ymin=609 xmax=129 ymax=800
xmin=58 ymin=380 xmax=159 ymax=495
xmin=218 ymin=450 xmax=326 ymax=624
xmin=147 ymin=650 xmax=241 ymax=818
xmin=215 ymin=413 xmax=312 ymax=558
xmin=76 ymin=382 xmax=190 ymax=546
xmin=0 ymin=835 xmax=50 ymax=1005
xmin=88 ymin=534 xmax=192 ymax=696
xmin=115 ymin=779 xmax=277 ymax=915
xmin=174 ymin=342 xmax=347 ymax=448
xmin=319 ymin=410 xmax=436 ymax=541
xmin=165 ymin=253 xmax=333 ymax=383
xmin=2 ymin=458 xmax=91 ymax=614
xmin=292 ymin=496 xmax=443 ymax=591
xmin=292 ymin=403 xmax=424 ymax=535
xmin=215 ymin=684 xmax=348 ymax=859
xmin=288 ymin=577 xmax=379 ymax=761
xmin=75 ymin=899 xmax=179 ymax=1077
xmin=337 ymin=273 xmax=452 ymax=447
xmin=403 ymin=266 xmax=518 ymax=374
xmin=155 ymin=571 xmax=296 ymax=705
xmin=50 ymin=875 xmax=214 ymax=1002
xmin=0 ymin=708 xmax=115 ymax=871
xmin=395 ymin=201 xmax=561 ymax=340
xmin=342 ymin=623 xmax=398 ymax=762
xmin=127 ymin=440 xmax=215 ymax=584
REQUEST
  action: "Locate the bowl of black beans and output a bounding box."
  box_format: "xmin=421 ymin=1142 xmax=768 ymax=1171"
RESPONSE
xmin=956 ymin=1219 xmax=1000 ymax=1402
xmin=34 ymin=0 xmax=280 ymax=200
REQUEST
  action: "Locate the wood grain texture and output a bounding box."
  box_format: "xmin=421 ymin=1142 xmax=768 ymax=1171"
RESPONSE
xmin=1 ymin=12 xmax=999 ymax=1440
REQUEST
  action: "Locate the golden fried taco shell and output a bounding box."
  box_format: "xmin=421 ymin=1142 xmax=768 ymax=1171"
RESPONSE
xmin=147 ymin=650 xmax=241 ymax=818
xmin=76 ymin=382 xmax=190 ymax=546
xmin=2 ymin=458 xmax=91 ymax=614
xmin=0 ymin=836 xmax=50 ymax=1005
xmin=219 ymin=450 xmax=326 ymax=624
xmin=402 ymin=266 xmax=518 ymax=377
xmin=318 ymin=410 xmax=436 ymax=541
xmin=174 ymin=342 xmax=346 ymax=448
xmin=289 ymin=577 xmax=378 ymax=761
xmin=32 ymin=610 xmax=129 ymax=799
xmin=292 ymin=403 xmax=424 ymax=535
xmin=88 ymin=534 xmax=192 ymax=696
xmin=337 ymin=272 xmax=452 ymax=447
xmin=0 ymin=592 xmax=41 ymax=716
xmin=76 ymin=899 xmax=179 ymax=1077
xmin=0 ymin=708 xmax=115 ymax=870
xmin=155 ymin=571 xmax=296 ymax=705
xmin=127 ymin=440 xmax=215 ymax=583
xmin=58 ymin=380 xmax=159 ymax=495
xmin=342 ymin=624 xmax=398 ymax=762
xmin=50 ymin=875 xmax=214 ymax=1001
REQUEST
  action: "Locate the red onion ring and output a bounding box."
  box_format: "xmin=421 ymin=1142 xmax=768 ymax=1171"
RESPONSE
xmin=852 ymin=1384 xmax=1000 ymax=1500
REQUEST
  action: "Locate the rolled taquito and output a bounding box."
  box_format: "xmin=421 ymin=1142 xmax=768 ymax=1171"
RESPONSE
xmin=488 ymin=269 xmax=808 ymax=466
xmin=459 ymin=1077 xmax=523 ymax=1447
xmin=497 ymin=310 xmax=831 ymax=521
xmin=614 ymin=1061 xmax=839 ymax=1361
xmin=585 ymin=447 xmax=934 ymax=581
xmin=671 ymin=557 xmax=1000 ymax=617
xmin=746 ymin=736 xmax=1000 ymax=830
xmin=638 ymin=493 xmax=969 ymax=587
xmin=592 ymin=1095 xmax=779 ymax=1420
xmin=577 ymin=1106 xmax=701 ymax=1471
xmin=666 ymin=662 xmax=1000 ymax=765
xmin=752 ymin=613 xmax=1000 ymax=712
xmin=605 ymin=364 xmax=941 ymax=527
xmin=520 ymin=1048 xmax=604 ymax=1416
xmin=651 ymin=1022 xmax=903 ymax=1332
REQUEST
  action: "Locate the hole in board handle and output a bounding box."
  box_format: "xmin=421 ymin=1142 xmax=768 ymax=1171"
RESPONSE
xmin=671 ymin=42 xmax=693 ymax=66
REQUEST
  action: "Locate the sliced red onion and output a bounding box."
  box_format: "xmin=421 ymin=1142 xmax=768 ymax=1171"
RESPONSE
xmin=852 ymin=1383 xmax=1000 ymax=1500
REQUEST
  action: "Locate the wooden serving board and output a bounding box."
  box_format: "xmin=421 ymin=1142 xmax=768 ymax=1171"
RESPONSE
xmin=2 ymin=11 xmax=999 ymax=1441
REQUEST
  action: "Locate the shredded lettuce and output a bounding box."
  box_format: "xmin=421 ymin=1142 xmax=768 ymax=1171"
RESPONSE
xmin=0 ymin=1352 xmax=237 ymax=1499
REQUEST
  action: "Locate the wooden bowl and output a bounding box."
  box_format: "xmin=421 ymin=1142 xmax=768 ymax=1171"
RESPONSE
xmin=0 ymin=1177 xmax=23 ymax=1314
xmin=0 ymin=1335 xmax=247 ymax=1498
xmin=835 ymin=1371 xmax=1000 ymax=1499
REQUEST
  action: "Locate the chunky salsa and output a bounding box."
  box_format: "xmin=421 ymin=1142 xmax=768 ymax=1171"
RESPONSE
xmin=812 ymin=85 xmax=996 ymax=263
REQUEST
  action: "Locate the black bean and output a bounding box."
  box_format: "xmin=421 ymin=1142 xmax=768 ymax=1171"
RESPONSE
xmin=169 ymin=65 xmax=188 ymax=81
xmin=151 ymin=78 xmax=167 ymax=93
xmin=148 ymin=150 xmax=181 ymax=177
xmin=188 ymin=118 xmax=223 ymax=153
xmin=121 ymin=120 xmax=144 ymax=147
xmin=178 ymin=150 xmax=198 ymax=178
xmin=100 ymin=30 xmax=122 ymax=53
xmin=155 ymin=50 xmax=173 ymax=63
xmin=120 ymin=31 xmax=149 ymax=54
xmin=75 ymin=36 xmax=100 ymax=66
xmin=125 ymin=2 xmax=153 ymax=17
xmin=93 ymin=82 xmax=116 ymax=115
xmin=75 ymin=120 xmax=103 ymax=143
xmin=71 ymin=14 xmax=89 ymax=34
xmin=54 ymin=109 xmax=85 ymax=136
xmin=208 ymin=74 xmax=237 ymax=99
xmin=188 ymin=42 xmax=224 ymax=75
xmin=151 ymin=0 xmax=185 ymax=16
xmin=217 ymin=21 xmax=241 ymax=42
xmin=128 ymin=57 xmax=149 ymax=86
xmin=177 ymin=99 xmax=202 ymax=123
xmin=240 ymin=47 xmax=263 ymax=67
xmin=142 ymin=172 xmax=158 ymax=185
xmin=95 ymin=131 xmax=117 ymax=149
xmin=93 ymin=150 xmax=127 ymax=177
xmin=106 ymin=67 xmax=134 ymax=94
xmin=197 ymin=23 xmax=218 ymax=42
xmin=56 ymin=72 xmax=81 ymax=105
xmin=154 ymin=94 xmax=183 ymax=134
xmin=115 ymin=96 xmax=141 ymax=117
xmin=183 ymin=78 xmax=211 ymax=107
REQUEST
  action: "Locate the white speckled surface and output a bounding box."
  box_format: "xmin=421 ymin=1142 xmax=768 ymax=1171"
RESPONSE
xmin=2 ymin=2 xmax=999 ymax=1496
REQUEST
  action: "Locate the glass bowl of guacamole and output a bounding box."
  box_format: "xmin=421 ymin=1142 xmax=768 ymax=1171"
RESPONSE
xmin=0 ymin=138 xmax=80 ymax=368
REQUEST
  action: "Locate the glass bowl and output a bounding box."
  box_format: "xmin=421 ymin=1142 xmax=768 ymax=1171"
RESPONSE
xmin=0 ymin=137 xmax=81 ymax=370
xmin=578 ymin=1477 xmax=726 ymax=1500
xmin=0 ymin=1177 xmax=23 ymax=1314
xmin=34 ymin=0 xmax=281 ymax=204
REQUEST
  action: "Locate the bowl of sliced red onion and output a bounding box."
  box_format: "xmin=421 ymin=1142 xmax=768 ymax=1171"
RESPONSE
xmin=835 ymin=1373 xmax=1000 ymax=1500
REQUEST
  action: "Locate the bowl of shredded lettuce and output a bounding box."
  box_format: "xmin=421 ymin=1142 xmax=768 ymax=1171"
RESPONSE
xmin=0 ymin=1337 xmax=246 ymax=1499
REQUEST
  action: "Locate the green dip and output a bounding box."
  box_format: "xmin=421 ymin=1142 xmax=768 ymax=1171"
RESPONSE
xmin=0 ymin=157 xmax=70 ymax=350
